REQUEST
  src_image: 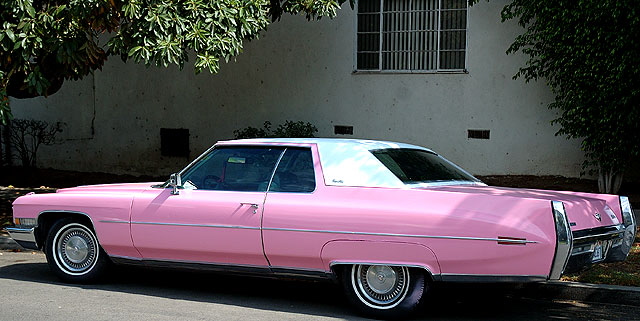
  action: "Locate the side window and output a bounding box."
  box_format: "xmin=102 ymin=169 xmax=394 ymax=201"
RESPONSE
xmin=269 ymin=148 xmax=316 ymax=193
xmin=180 ymin=147 xmax=284 ymax=192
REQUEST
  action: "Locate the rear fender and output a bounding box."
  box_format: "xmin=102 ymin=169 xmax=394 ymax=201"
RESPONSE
xmin=321 ymin=240 xmax=441 ymax=278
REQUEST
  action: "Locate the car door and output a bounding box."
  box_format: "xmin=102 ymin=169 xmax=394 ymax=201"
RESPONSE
xmin=261 ymin=147 xmax=329 ymax=271
xmin=130 ymin=146 xmax=284 ymax=267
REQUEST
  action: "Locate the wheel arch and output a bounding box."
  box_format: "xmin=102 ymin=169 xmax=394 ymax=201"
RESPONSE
xmin=36 ymin=210 xmax=96 ymax=248
xmin=330 ymin=262 xmax=435 ymax=283
xmin=321 ymin=240 xmax=441 ymax=281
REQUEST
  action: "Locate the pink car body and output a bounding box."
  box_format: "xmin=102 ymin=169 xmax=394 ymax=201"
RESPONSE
xmin=6 ymin=138 xmax=637 ymax=317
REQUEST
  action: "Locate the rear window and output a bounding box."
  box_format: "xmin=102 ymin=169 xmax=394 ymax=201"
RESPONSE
xmin=371 ymin=148 xmax=477 ymax=184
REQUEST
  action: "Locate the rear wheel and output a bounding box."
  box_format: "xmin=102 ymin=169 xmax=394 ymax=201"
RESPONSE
xmin=44 ymin=218 xmax=109 ymax=283
xmin=341 ymin=264 xmax=426 ymax=319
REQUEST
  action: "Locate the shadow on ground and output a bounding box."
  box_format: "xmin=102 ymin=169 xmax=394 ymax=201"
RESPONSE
xmin=0 ymin=258 xmax=639 ymax=320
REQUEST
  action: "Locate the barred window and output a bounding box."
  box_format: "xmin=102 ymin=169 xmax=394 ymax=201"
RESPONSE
xmin=356 ymin=0 xmax=467 ymax=72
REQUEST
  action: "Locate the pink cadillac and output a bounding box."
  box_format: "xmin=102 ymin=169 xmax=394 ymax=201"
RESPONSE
xmin=6 ymin=138 xmax=637 ymax=318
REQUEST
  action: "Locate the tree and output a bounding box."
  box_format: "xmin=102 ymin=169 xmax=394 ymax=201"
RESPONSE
xmin=9 ymin=118 xmax=62 ymax=167
xmin=498 ymin=0 xmax=640 ymax=193
xmin=1 ymin=0 xmax=347 ymax=125
xmin=1 ymin=0 xmax=121 ymax=123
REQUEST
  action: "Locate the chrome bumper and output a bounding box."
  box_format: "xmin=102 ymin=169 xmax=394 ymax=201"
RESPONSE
xmin=549 ymin=199 xmax=637 ymax=279
xmin=565 ymin=223 xmax=636 ymax=273
xmin=4 ymin=226 xmax=39 ymax=250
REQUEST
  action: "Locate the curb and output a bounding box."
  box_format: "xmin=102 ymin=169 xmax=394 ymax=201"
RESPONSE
xmin=516 ymin=281 xmax=640 ymax=307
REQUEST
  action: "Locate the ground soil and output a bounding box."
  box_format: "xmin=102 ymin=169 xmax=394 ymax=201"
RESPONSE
xmin=3 ymin=167 xmax=638 ymax=195
xmin=2 ymin=169 xmax=639 ymax=222
xmin=3 ymin=167 xmax=640 ymax=229
xmin=0 ymin=167 xmax=165 ymax=188
xmin=478 ymin=175 xmax=640 ymax=206
xmin=0 ymin=167 xmax=165 ymax=229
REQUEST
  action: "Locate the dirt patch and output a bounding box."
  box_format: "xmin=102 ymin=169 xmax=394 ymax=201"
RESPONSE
xmin=477 ymin=175 xmax=640 ymax=207
xmin=0 ymin=167 xmax=164 ymax=229
xmin=2 ymin=167 xmax=640 ymax=286
xmin=1 ymin=187 xmax=56 ymax=229
xmin=477 ymin=175 xmax=599 ymax=193
xmin=562 ymin=231 xmax=640 ymax=286
xmin=3 ymin=169 xmax=639 ymax=229
xmin=0 ymin=167 xmax=165 ymax=188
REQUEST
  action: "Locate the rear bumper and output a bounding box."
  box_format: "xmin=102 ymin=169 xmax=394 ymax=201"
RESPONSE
xmin=4 ymin=226 xmax=39 ymax=250
xmin=565 ymin=223 xmax=636 ymax=273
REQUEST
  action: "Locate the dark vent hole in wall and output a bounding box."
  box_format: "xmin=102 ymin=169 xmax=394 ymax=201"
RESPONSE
xmin=161 ymin=128 xmax=190 ymax=157
xmin=468 ymin=129 xmax=490 ymax=139
xmin=334 ymin=125 xmax=354 ymax=135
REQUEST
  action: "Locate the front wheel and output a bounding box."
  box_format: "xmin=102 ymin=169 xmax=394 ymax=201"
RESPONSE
xmin=44 ymin=218 xmax=109 ymax=283
xmin=341 ymin=264 xmax=426 ymax=319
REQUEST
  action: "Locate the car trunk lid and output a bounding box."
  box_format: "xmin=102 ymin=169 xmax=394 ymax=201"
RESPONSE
xmin=426 ymin=185 xmax=622 ymax=231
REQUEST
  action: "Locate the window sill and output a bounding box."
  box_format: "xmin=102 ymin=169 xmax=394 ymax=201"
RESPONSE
xmin=352 ymin=69 xmax=469 ymax=75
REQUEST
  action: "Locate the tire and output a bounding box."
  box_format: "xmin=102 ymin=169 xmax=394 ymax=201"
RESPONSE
xmin=44 ymin=218 xmax=109 ymax=283
xmin=341 ymin=264 xmax=426 ymax=320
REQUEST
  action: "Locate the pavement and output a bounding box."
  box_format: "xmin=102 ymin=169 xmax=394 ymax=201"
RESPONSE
xmin=515 ymin=281 xmax=640 ymax=307
xmin=1 ymin=251 xmax=637 ymax=321
xmin=0 ymin=230 xmax=20 ymax=251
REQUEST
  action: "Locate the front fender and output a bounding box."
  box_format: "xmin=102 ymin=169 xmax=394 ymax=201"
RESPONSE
xmin=12 ymin=192 xmax=138 ymax=258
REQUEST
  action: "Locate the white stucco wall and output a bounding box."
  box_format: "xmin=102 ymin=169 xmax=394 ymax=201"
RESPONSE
xmin=9 ymin=1 xmax=584 ymax=177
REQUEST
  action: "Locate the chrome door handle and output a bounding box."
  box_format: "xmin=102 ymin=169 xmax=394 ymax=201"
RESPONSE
xmin=240 ymin=203 xmax=259 ymax=214
xmin=240 ymin=203 xmax=259 ymax=208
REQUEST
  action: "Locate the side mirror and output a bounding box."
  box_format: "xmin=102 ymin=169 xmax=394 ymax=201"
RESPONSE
xmin=169 ymin=173 xmax=182 ymax=195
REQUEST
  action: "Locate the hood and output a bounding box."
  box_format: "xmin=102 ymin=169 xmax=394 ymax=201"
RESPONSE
xmin=429 ymin=185 xmax=622 ymax=231
xmin=56 ymin=182 xmax=162 ymax=194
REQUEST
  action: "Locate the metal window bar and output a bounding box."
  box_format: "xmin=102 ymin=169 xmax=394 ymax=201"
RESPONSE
xmin=379 ymin=0 xmax=384 ymax=70
xmin=356 ymin=0 xmax=466 ymax=72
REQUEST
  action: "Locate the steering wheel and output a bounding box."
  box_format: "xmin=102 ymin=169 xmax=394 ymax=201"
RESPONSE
xmin=202 ymin=175 xmax=222 ymax=189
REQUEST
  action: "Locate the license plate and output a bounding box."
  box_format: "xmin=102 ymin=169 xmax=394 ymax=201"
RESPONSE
xmin=592 ymin=242 xmax=603 ymax=262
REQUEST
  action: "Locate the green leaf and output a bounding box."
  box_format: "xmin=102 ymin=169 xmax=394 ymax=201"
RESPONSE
xmin=128 ymin=46 xmax=143 ymax=56
xmin=6 ymin=29 xmax=15 ymax=42
xmin=54 ymin=5 xmax=67 ymax=16
xmin=26 ymin=4 xmax=36 ymax=18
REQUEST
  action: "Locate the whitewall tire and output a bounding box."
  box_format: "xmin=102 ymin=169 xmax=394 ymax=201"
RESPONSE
xmin=341 ymin=264 xmax=427 ymax=319
xmin=45 ymin=218 xmax=109 ymax=283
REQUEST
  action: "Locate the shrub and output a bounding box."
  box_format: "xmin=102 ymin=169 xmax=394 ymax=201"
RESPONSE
xmin=233 ymin=120 xmax=317 ymax=139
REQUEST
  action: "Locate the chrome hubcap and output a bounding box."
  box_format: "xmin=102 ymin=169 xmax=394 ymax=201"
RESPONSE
xmin=366 ymin=265 xmax=397 ymax=294
xmin=64 ymin=235 xmax=90 ymax=263
xmin=352 ymin=265 xmax=410 ymax=309
xmin=55 ymin=225 xmax=98 ymax=274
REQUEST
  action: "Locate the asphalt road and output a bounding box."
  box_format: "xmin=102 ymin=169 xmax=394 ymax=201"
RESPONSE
xmin=1 ymin=251 xmax=639 ymax=321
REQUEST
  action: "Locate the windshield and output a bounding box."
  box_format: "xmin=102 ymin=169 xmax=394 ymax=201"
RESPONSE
xmin=371 ymin=148 xmax=479 ymax=185
xmin=179 ymin=146 xmax=284 ymax=191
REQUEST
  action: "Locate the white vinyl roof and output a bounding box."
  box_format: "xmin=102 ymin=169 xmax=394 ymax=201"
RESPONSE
xmin=219 ymin=138 xmax=435 ymax=188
